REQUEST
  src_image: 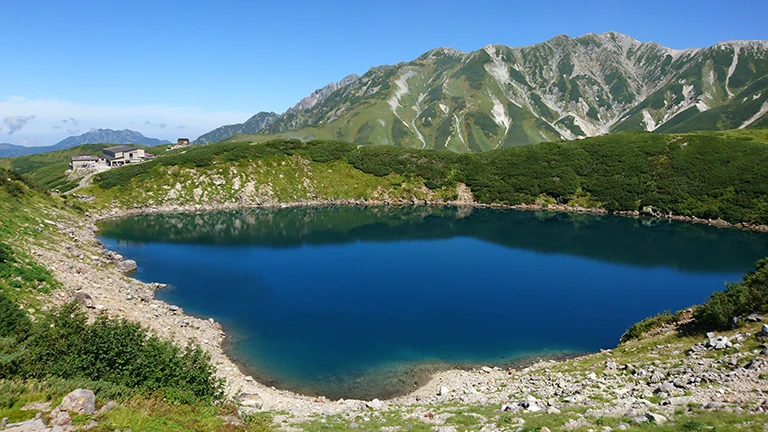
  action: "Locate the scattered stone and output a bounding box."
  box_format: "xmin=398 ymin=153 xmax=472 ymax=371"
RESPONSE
xmin=99 ymin=400 xmax=118 ymax=414
xmin=703 ymin=401 xmax=727 ymax=410
xmin=500 ymin=404 xmax=520 ymax=413
xmin=648 ymin=371 xmax=665 ymax=383
xmin=438 ymin=386 xmax=449 ymax=396
xmin=59 ymin=389 xmax=96 ymax=415
xmin=546 ymin=406 xmax=561 ymax=414
xmin=746 ymin=313 xmax=763 ymax=322
xmin=2 ymin=418 xmax=49 ymax=432
xmin=50 ymin=410 xmax=72 ymax=427
xmin=646 ymin=412 xmax=668 ymax=424
xmin=563 ymin=418 xmax=587 ymax=430
xmin=480 ymin=366 xmax=493 ymax=373
xmin=655 ymin=383 xmax=676 ymax=395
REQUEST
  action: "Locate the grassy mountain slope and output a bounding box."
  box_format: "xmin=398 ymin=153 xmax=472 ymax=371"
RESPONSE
xmin=77 ymin=130 xmax=768 ymax=226
xmin=0 ymin=144 xmax=168 ymax=193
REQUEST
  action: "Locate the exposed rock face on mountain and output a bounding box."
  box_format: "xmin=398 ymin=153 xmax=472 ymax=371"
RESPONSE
xmin=0 ymin=129 xmax=171 ymax=159
xmin=194 ymin=111 xmax=279 ymax=144
xmin=286 ymin=74 xmax=360 ymax=114
xmin=194 ymin=74 xmax=361 ymax=144
xmin=218 ymin=32 xmax=768 ymax=152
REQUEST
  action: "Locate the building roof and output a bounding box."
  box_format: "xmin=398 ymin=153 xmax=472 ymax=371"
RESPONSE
xmin=103 ymin=145 xmax=139 ymax=153
xmin=71 ymin=155 xmax=100 ymax=161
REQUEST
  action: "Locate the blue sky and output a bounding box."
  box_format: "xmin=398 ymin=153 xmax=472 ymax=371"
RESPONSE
xmin=1 ymin=0 xmax=766 ymax=146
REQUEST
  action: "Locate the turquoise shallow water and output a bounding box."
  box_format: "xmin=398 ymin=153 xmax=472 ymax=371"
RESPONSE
xmin=98 ymin=206 xmax=768 ymax=399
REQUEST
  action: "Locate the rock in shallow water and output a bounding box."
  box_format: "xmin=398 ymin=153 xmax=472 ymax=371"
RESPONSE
xmin=116 ymin=259 xmax=137 ymax=273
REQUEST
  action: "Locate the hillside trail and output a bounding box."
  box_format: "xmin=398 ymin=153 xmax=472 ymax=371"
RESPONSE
xmin=63 ymin=165 xmax=110 ymax=195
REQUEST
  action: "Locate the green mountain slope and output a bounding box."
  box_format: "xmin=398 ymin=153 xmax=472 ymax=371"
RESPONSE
xmin=81 ymin=130 xmax=768 ymax=226
xmin=204 ymin=33 xmax=768 ymax=151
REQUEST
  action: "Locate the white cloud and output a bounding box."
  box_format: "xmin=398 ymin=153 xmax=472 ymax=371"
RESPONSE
xmin=0 ymin=97 xmax=253 ymax=146
xmin=4 ymin=115 xmax=36 ymax=134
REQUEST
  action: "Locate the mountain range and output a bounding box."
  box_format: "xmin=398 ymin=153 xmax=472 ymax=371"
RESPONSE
xmin=0 ymin=129 xmax=171 ymax=159
xmin=198 ymin=32 xmax=768 ymax=151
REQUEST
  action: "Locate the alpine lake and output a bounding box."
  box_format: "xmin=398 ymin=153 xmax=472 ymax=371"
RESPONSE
xmin=97 ymin=206 xmax=768 ymax=400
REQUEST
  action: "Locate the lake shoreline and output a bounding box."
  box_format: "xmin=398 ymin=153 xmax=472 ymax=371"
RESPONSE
xmin=92 ymin=198 xmax=768 ymax=233
xmin=27 ymin=200 xmax=768 ymax=422
xmin=218 ymin=315 xmax=587 ymax=400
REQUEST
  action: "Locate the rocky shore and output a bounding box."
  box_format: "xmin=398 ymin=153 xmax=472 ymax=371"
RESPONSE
xmin=13 ymin=200 xmax=768 ymax=431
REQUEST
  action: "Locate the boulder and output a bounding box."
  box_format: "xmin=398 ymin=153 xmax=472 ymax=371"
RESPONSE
xmin=59 ymin=389 xmax=95 ymax=415
xmin=438 ymin=386 xmax=449 ymax=396
xmin=654 ymin=383 xmax=676 ymax=395
xmin=366 ymin=399 xmax=384 ymax=410
xmin=706 ymin=335 xmax=732 ymax=350
xmin=667 ymin=396 xmax=696 ymax=406
xmin=238 ymin=393 xmax=263 ymax=409
xmin=761 ymin=324 xmax=768 ymax=337
xmin=116 ymin=259 xmax=137 ymax=273
xmin=746 ymin=313 xmax=763 ymax=322
xmin=71 ymin=292 xmax=95 ymax=309
xmin=646 ymin=412 xmax=668 ymax=424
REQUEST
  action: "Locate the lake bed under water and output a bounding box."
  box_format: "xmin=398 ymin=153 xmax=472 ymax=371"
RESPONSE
xmin=98 ymin=206 xmax=768 ymax=399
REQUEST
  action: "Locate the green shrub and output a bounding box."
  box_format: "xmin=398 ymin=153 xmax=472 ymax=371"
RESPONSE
xmin=17 ymin=302 xmax=224 ymax=403
xmin=0 ymin=292 xmax=30 ymax=340
xmin=694 ymin=258 xmax=768 ymax=331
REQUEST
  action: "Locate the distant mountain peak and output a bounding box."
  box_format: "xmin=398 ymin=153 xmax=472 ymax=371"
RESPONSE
xmin=0 ymin=129 xmax=170 ymax=159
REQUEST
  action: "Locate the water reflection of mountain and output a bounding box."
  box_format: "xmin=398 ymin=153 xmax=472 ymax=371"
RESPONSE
xmin=99 ymin=206 xmax=768 ymax=273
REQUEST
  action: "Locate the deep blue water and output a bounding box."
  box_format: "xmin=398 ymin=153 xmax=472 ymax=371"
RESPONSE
xmin=97 ymin=206 xmax=768 ymax=399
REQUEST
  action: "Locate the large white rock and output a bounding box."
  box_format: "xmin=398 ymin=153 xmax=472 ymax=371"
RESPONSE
xmin=59 ymin=389 xmax=96 ymax=415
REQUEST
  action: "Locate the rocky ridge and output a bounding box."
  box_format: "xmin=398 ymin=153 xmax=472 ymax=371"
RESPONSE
xmin=245 ymin=32 xmax=768 ymax=151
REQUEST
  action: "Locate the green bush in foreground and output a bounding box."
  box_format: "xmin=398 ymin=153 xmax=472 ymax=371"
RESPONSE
xmin=694 ymin=257 xmax=768 ymax=331
xmin=0 ymin=296 xmax=224 ymax=404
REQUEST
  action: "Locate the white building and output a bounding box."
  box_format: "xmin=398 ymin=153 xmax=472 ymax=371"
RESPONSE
xmin=103 ymin=146 xmax=145 ymax=167
xmin=69 ymin=155 xmax=103 ymax=170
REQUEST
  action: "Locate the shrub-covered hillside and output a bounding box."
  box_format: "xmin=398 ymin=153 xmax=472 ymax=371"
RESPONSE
xmin=88 ymin=131 xmax=768 ymax=225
